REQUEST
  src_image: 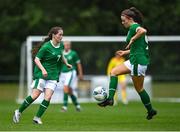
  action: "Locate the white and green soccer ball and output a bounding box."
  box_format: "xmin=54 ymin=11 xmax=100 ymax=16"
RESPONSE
xmin=93 ymin=86 xmax=107 ymax=102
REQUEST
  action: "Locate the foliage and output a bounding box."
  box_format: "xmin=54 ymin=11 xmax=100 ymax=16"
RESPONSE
xmin=0 ymin=0 xmax=180 ymax=80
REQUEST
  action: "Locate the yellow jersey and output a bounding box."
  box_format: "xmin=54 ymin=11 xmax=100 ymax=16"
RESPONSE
xmin=107 ymin=57 xmax=126 ymax=82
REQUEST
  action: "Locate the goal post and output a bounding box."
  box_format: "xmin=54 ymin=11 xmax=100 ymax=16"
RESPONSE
xmin=18 ymin=36 xmax=180 ymax=103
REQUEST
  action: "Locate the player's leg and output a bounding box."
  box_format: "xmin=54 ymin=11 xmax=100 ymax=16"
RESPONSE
xmin=13 ymin=89 xmax=41 ymax=123
xmin=113 ymin=79 xmax=120 ymax=106
xmin=114 ymin=76 xmax=128 ymax=106
xmin=61 ymin=85 xmax=69 ymax=112
xmin=19 ymin=89 xmax=41 ymax=112
xmin=69 ymin=70 xmax=81 ymax=111
xmin=120 ymin=80 xmax=128 ymax=105
xmin=13 ymin=79 xmax=42 ymax=123
xmin=33 ymin=80 xmax=56 ymax=124
xmin=33 ymin=88 xmax=53 ymax=124
xmin=109 ymin=64 xmax=130 ymax=100
xmin=58 ymin=72 xmax=69 ymax=112
xmin=98 ymin=61 xmax=130 ymax=107
xmin=69 ymin=88 xmax=81 ymax=111
xmin=113 ymin=89 xmax=119 ymax=106
xmin=131 ymin=64 xmax=157 ymax=120
xmin=132 ymin=76 xmax=157 ymax=119
xmin=61 ymin=71 xmax=73 ymax=112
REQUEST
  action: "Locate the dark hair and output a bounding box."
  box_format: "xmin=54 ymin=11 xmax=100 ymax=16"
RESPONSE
xmin=32 ymin=26 xmax=63 ymax=57
xmin=121 ymin=7 xmax=143 ymax=25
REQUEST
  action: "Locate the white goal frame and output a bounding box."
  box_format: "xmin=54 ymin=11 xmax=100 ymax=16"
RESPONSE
xmin=18 ymin=36 xmax=180 ymax=103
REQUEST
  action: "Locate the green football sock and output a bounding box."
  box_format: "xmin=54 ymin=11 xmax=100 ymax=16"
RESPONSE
xmin=36 ymin=99 xmax=50 ymax=118
xmin=63 ymin=93 xmax=68 ymax=107
xmin=19 ymin=96 xmax=34 ymax=113
xmin=108 ymin=76 xmax=118 ymax=100
xmin=70 ymin=94 xmax=79 ymax=106
xmin=138 ymin=89 xmax=153 ymax=112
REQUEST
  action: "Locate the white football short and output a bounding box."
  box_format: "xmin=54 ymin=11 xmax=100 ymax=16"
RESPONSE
xmin=124 ymin=60 xmax=147 ymax=76
xmin=58 ymin=70 xmax=78 ymax=96
xmin=59 ymin=70 xmax=78 ymax=89
xmin=31 ymin=79 xmax=57 ymax=92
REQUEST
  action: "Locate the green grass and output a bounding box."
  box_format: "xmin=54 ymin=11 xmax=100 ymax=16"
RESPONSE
xmin=153 ymin=82 xmax=180 ymax=98
xmin=0 ymin=83 xmax=18 ymax=101
xmin=0 ymin=101 xmax=180 ymax=131
xmin=0 ymin=82 xmax=180 ymax=131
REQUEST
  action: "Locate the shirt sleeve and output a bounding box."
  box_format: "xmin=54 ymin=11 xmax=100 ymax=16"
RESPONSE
xmin=130 ymin=24 xmax=140 ymax=33
xmin=36 ymin=46 xmax=46 ymax=60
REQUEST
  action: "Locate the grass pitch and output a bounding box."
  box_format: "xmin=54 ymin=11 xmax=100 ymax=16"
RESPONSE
xmin=0 ymin=83 xmax=180 ymax=131
xmin=0 ymin=101 xmax=180 ymax=131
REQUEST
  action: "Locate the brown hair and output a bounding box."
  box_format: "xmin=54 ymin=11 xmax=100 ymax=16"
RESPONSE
xmin=32 ymin=26 xmax=63 ymax=57
xmin=121 ymin=7 xmax=143 ymax=25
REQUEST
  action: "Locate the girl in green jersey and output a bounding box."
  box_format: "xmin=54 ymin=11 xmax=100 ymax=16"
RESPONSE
xmin=59 ymin=41 xmax=83 ymax=112
xmin=13 ymin=27 xmax=72 ymax=124
xmin=98 ymin=7 xmax=157 ymax=120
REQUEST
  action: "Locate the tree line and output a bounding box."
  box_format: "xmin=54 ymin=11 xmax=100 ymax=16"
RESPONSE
xmin=0 ymin=0 xmax=180 ymax=81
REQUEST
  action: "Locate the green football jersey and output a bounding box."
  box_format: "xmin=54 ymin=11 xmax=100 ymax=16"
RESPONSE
xmin=33 ymin=40 xmax=64 ymax=80
xmin=61 ymin=50 xmax=80 ymax=72
xmin=126 ymin=23 xmax=150 ymax=65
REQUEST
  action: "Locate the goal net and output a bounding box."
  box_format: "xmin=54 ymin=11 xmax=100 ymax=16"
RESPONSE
xmin=18 ymin=36 xmax=180 ymax=103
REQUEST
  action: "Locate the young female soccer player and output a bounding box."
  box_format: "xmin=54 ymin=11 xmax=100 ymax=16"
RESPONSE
xmin=59 ymin=41 xmax=83 ymax=112
xmin=13 ymin=26 xmax=72 ymax=124
xmin=98 ymin=7 xmax=157 ymax=120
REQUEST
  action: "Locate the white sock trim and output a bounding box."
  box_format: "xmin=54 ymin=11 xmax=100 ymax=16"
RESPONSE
xmin=25 ymin=99 xmax=30 ymax=104
xmin=145 ymin=102 xmax=151 ymax=106
xmin=109 ymin=88 xmax=116 ymax=91
xmin=40 ymin=104 xmax=47 ymax=108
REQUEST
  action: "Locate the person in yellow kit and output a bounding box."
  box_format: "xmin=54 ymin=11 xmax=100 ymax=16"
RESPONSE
xmin=107 ymin=54 xmax=128 ymax=105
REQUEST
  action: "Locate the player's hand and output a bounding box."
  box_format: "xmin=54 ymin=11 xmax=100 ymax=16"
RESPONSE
xmin=42 ymin=69 xmax=48 ymax=77
xmin=67 ymin=64 xmax=72 ymax=69
xmin=115 ymin=50 xmax=125 ymax=57
xmin=78 ymin=74 xmax=83 ymax=80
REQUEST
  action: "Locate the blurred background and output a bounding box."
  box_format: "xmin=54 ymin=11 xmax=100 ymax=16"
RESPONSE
xmin=0 ymin=0 xmax=180 ymax=102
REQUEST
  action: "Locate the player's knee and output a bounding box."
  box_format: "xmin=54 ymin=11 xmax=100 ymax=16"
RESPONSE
xmin=110 ymin=69 xmax=118 ymax=76
xmin=136 ymin=88 xmax=144 ymax=93
xmin=31 ymin=93 xmax=40 ymax=100
xmin=31 ymin=89 xmax=41 ymax=100
xmin=64 ymin=89 xmax=69 ymax=94
xmin=44 ymin=94 xmax=52 ymax=101
xmin=68 ymin=91 xmax=73 ymax=95
xmin=64 ymin=86 xmax=69 ymax=93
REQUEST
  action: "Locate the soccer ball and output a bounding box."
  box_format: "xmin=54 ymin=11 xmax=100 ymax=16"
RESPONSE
xmin=93 ymin=86 xmax=107 ymax=102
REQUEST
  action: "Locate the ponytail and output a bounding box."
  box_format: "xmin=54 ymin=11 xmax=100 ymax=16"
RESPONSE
xmin=129 ymin=7 xmax=143 ymax=25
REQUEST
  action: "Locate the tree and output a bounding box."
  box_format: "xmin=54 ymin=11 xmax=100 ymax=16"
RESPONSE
xmin=0 ymin=0 xmax=180 ymax=81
